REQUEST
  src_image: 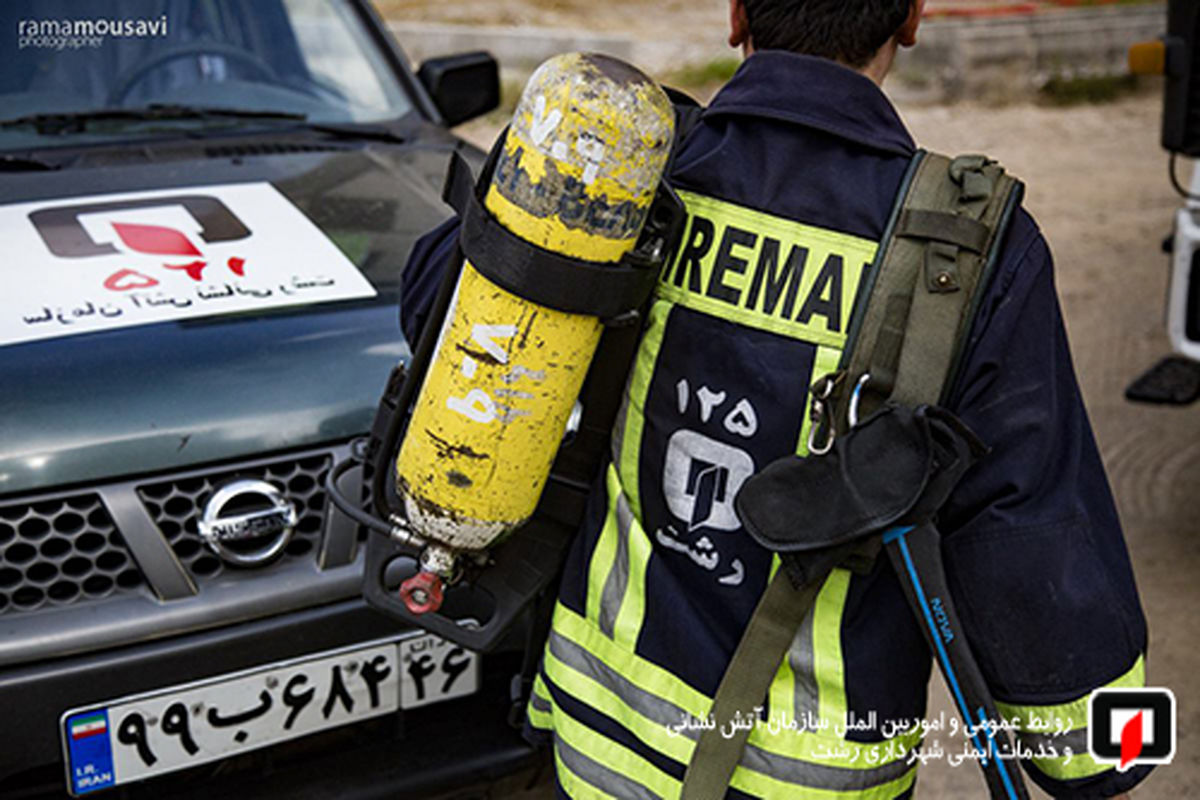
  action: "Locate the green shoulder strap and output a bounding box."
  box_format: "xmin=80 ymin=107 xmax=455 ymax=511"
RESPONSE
xmin=830 ymin=151 xmax=1025 ymax=431
xmin=678 ymin=151 xmax=1024 ymax=800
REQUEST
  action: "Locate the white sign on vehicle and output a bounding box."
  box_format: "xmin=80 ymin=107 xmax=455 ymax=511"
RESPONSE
xmin=1 ymin=182 xmax=376 ymax=347
xmin=60 ymin=635 xmax=479 ymax=796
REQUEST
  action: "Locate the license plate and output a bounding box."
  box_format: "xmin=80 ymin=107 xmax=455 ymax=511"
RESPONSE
xmin=60 ymin=634 xmax=479 ymax=795
xmin=397 ymin=631 xmax=480 ymax=709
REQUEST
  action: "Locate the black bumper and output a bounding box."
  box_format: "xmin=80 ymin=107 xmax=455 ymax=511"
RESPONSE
xmin=0 ymin=598 xmax=539 ymax=798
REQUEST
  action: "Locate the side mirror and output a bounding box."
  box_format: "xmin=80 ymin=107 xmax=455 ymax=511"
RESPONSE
xmin=417 ymin=52 xmax=500 ymax=127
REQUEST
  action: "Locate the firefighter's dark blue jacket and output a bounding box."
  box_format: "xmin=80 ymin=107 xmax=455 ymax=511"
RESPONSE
xmin=401 ymin=52 xmax=1151 ymax=799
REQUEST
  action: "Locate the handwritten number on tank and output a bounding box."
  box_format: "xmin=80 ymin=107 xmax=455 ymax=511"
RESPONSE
xmin=392 ymin=53 xmax=675 ymax=613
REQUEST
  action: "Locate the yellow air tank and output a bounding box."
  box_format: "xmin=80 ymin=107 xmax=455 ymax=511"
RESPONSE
xmin=394 ymin=53 xmax=675 ymax=613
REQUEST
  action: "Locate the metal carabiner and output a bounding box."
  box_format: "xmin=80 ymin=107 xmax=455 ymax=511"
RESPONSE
xmin=847 ymin=373 xmax=872 ymax=429
xmin=806 ymin=412 xmax=835 ymax=455
xmin=805 ymin=373 xmax=842 ymax=456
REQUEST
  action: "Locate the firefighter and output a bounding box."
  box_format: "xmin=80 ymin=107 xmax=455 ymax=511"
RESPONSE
xmin=400 ymin=1 xmax=1151 ymax=797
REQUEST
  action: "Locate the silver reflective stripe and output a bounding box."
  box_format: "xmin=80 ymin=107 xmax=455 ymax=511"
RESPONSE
xmin=597 ymin=494 xmax=635 ymax=638
xmin=549 ymin=630 xmax=913 ymax=793
xmin=549 ymin=630 xmax=698 ymax=740
xmin=788 ymin=605 xmax=819 ymax=724
xmin=611 ymin=391 xmax=630 ymax=466
xmin=531 ymin=692 xmax=552 ymax=714
xmin=1016 ymin=728 xmax=1089 ymax=756
xmin=555 ymin=733 xmax=661 ymax=800
xmin=740 ymin=742 xmax=913 ymax=792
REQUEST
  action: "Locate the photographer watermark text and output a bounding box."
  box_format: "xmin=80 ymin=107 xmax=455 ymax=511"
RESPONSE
xmin=17 ymin=17 xmax=169 ymax=50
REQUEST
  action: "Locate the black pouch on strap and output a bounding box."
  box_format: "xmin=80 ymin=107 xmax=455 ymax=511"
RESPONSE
xmin=735 ymin=405 xmax=988 ymax=556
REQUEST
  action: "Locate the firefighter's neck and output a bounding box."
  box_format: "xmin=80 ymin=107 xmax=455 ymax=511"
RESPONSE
xmin=860 ymin=41 xmax=899 ymax=87
xmin=738 ymin=41 xmax=897 ymax=87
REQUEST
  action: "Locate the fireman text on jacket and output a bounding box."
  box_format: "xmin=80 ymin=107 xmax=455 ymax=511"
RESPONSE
xmin=659 ymin=191 xmax=877 ymax=349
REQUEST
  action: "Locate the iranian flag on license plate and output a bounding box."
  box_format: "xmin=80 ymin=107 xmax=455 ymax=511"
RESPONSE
xmin=69 ymin=713 xmax=107 ymax=741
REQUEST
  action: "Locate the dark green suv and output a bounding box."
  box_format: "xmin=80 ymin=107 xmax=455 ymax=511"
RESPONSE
xmin=0 ymin=1 xmax=538 ymax=796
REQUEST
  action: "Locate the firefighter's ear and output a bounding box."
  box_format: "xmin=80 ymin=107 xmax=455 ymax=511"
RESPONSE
xmin=729 ymin=0 xmax=751 ymax=52
xmin=897 ymin=0 xmax=925 ymax=48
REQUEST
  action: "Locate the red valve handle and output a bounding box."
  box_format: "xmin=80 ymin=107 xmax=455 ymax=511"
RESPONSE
xmin=399 ymin=571 xmax=444 ymax=615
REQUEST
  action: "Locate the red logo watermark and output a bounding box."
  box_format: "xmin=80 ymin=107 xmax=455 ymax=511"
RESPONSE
xmin=1088 ymin=688 xmax=1175 ymax=772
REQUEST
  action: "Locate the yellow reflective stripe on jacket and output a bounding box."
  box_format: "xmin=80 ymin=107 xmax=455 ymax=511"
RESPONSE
xmin=554 ymin=746 xmax=622 ymax=800
xmin=540 ymin=619 xmax=922 ymax=797
xmin=730 ymin=759 xmax=917 ymax=800
xmin=611 ymin=487 xmax=654 ymax=648
xmin=995 ymin=656 xmax=1146 ymax=780
xmin=546 ymin=603 xmax=923 ymax=779
xmin=660 ymin=191 xmax=876 ymax=348
xmin=768 ymin=628 xmax=803 ymax=738
xmin=555 ymin=602 xmax=711 ymax=717
xmin=530 ymin=674 xmax=554 ymax=730
xmin=538 ymin=669 xmax=667 ymax=798
xmin=587 ymin=464 xmax=657 ymax=648
xmin=813 ymin=568 xmax=852 ymax=730
xmin=548 ymin=693 xmax=681 ymax=798
xmin=616 ymin=298 xmax=670 ymax=521
xmin=586 ymin=473 xmax=622 ymax=632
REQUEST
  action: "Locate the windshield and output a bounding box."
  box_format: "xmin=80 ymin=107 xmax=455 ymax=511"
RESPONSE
xmin=1 ymin=0 xmax=414 ymax=147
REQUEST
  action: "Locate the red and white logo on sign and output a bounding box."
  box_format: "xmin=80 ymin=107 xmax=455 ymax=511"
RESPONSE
xmin=1088 ymin=688 xmax=1175 ymax=772
xmin=29 ymin=194 xmax=253 ymax=290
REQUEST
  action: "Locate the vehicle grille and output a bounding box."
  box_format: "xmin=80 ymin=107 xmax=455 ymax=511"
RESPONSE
xmin=0 ymin=495 xmax=144 ymax=615
xmin=137 ymin=454 xmax=333 ymax=581
xmin=0 ymin=442 xmax=370 ymax=665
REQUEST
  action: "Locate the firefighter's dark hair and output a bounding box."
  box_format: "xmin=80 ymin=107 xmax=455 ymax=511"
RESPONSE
xmin=742 ymin=0 xmax=914 ymax=68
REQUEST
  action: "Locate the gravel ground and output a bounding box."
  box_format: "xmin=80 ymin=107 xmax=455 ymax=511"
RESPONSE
xmin=377 ymin=0 xmax=722 ymax=36
xmin=453 ymin=74 xmax=1192 ymax=799
xmin=378 ymin=0 xmax=1158 ymax=31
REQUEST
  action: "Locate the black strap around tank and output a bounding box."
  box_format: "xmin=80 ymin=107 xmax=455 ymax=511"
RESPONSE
xmin=441 ymin=149 xmax=661 ymax=322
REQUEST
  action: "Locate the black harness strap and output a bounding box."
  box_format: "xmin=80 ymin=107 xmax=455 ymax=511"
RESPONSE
xmin=441 ymin=121 xmax=682 ymax=324
xmin=455 ymin=170 xmax=663 ymax=320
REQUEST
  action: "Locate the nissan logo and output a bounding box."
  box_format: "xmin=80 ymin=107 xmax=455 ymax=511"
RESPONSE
xmin=198 ymin=479 xmax=298 ymax=567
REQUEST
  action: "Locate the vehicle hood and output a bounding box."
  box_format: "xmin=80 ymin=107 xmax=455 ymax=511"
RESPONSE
xmin=0 ymin=139 xmax=461 ymax=495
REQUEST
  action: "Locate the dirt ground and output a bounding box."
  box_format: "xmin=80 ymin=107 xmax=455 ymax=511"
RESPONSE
xmin=468 ymin=88 xmax=1194 ymax=798
xmin=377 ymin=0 xmax=721 ymax=36
xmin=377 ymin=0 xmax=1157 ymax=32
